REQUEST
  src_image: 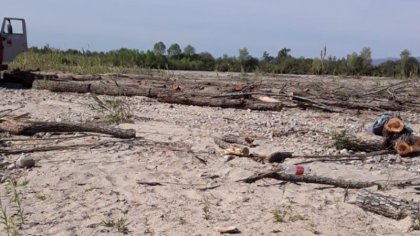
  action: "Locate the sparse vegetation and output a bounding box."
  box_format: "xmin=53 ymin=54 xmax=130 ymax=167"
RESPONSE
xmin=330 ymin=129 xmax=350 ymax=150
xmin=90 ymin=93 xmax=133 ymax=124
xmin=35 ymin=194 xmax=46 ymax=201
xmin=101 ymin=215 xmax=129 ymax=233
xmin=411 ymin=215 xmax=420 ymax=231
xmin=178 ymin=216 xmax=187 ymax=225
xmin=0 ymin=199 xmax=19 ymax=236
xmin=273 ymin=203 xmax=306 ymax=223
xmin=9 ymin=45 xmax=420 ymax=79
xmin=1 ymin=178 xmax=27 ymax=236
xmin=32 ymin=76 xmax=52 ymax=90
xmin=8 ymin=182 xmax=25 ymax=225
xmin=144 ymin=217 xmax=155 ymax=235
xmin=202 ymin=199 xmax=211 ymax=221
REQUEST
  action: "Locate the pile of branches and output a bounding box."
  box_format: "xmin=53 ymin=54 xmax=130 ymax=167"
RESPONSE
xmin=4 ymin=70 xmax=420 ymax=113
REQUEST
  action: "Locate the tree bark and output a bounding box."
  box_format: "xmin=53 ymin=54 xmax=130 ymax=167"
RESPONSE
xmin=355 ymin=189 xmax=420 ymax=220
xmin=333 ymin=135 xmax=384 ymax=152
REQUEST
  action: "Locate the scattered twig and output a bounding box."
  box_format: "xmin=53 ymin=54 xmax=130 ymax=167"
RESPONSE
xmin=197 ymin=184 xmax=222 ymax=191
xmin=194 ymin=155 xmax=208 ymax=165
xmin=0 ymin=133 xmax=91 ymax=142
xmin=0 ymin=106 xmax=24 ymax=118
xmin=135 ymin=180 xmax=221 ymax=191
xmin=136 ymin=181 xmax=163 ymax=186
xmin=294 ymin=158 xmax=364 ymax=165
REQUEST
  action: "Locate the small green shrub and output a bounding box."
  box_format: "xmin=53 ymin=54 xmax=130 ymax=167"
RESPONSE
xmin=330 ymin=130 xmax=349 ymax=150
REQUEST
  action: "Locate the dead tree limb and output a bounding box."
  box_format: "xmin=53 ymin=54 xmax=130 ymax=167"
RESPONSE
xmin=238 ymin=169 xmax=379 ymax=189
xmin=158 ymin=94 xmax=286 ymax=111
xmin=0 ymin=142 xmax=106 ymax=154
xmin=293 ymin=150 xmax=395 ymax=159
xmin=0 ymin=118 xmax=136 ymax=139
xmin=355 ymin=189 xmax=420 ymax=219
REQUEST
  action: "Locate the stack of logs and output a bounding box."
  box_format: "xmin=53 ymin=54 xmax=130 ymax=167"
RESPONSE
xmin=382 ymin=117 xmax=420 ymax=157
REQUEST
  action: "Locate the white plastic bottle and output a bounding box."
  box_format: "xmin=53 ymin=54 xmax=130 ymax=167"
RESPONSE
xmin=284 ymin=165 xmax=304 ymax=175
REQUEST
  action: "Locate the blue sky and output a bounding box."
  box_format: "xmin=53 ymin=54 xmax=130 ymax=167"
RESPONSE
xmin=3 ymin=0 xmax=420 ymax=59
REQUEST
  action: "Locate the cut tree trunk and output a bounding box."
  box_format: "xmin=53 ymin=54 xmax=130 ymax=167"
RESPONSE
xmin=355 ymin=189 xmax=420 ymax=220
xmin=333 ymin=135 xmax=384 ymax=152
xmin=0 ymin=118 xmax=136 ymax=139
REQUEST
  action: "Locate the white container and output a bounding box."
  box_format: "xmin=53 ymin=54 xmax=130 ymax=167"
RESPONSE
xmin=284 ymin=165 xmax=304 ymax=175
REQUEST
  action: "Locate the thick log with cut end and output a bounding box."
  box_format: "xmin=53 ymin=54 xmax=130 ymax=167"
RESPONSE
xmin=0 ymin=118 xmax=136 ymax=139
xmin=356 ymin=189 xmax=420 ymax=220
xmin=334 ymin=135 xmax=384 ymax=152
xmin=33 ymin=79 xmax=167 ymax=97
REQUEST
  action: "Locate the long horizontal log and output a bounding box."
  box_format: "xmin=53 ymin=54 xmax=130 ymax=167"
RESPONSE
xmin=157 ymin=94 xmax=286 ymax=111
xmin=0 ymin=118 xmax=136 ymax=139
xmin=238 ymin=168 xmax=379 ymax=189
xmin=33 ymin=79 xmax=167 ymax=97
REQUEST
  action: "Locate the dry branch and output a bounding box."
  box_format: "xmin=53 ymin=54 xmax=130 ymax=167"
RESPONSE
xmin=0 ymin=142 xmax=107 ymax=154
xmin=238 ymin=169 xmax=379 ymax=189
xmin=0 ymin=117 xmax=136 ymax=139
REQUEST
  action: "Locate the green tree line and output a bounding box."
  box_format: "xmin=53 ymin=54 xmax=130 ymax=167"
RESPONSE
xmin=13 ymin=42 xmax=420 ymax=78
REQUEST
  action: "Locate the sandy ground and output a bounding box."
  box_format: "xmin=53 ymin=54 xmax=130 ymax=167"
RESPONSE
xmin=0 ymin=73 xmax=420 ymax=236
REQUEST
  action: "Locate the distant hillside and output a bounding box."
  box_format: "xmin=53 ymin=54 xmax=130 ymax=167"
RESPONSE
xmin=372 ymin=57 xmax=398 ymax=66
xmin=372 ymin=57 xmax=420 ymax=66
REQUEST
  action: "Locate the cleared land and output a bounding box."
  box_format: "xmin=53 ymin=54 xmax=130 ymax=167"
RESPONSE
xmin=0 ymin=71 xmax=419 ymax=235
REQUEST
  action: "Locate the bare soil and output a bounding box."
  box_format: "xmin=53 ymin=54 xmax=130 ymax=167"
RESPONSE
xmin=0 ymin=71 xmax=419 ymax=236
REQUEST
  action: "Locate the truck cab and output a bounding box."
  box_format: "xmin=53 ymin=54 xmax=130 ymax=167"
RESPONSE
xmin=0 ymin=17 xmax=28 ymax=70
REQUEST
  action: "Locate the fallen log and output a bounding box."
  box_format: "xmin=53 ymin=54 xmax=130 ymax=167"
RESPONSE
xmin=238 ymin=168 xmax=379 ymax=189
xmin=0 ymin=117 xmax=136 ymax=139
xmin=355 ymin=189 xmax=420 ymax=220
xmin=33 ymin=79 xmax=167 ymax=97
xmin=330 ymin=134 xmax=384 ymax=152
xmin=158 ymin=94 xmax=286 ymax=111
